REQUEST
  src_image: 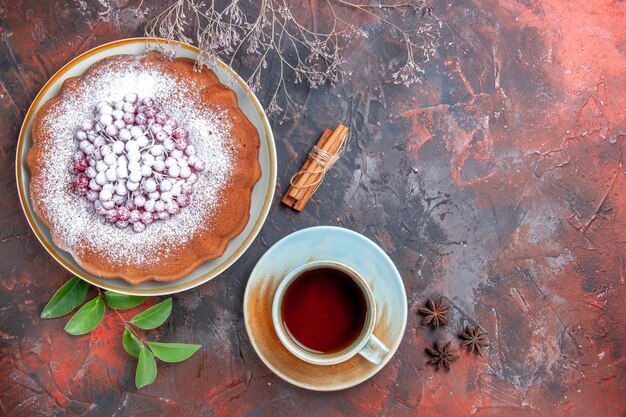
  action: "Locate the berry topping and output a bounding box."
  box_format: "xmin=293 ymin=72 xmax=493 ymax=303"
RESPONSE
xmin=124 ymin=92 xmax=138 ymax=103
xmin=177 ymin=194 xmax=190 ymax=207
xmin=129 ymin=210 xmax=141 ymax=223
xmin=70 ymin=95 xmax=205 ymax=232
xmin=154 ymin=200 xmax=166 ymax=213
xmin=74 ymin=158 xmax=89 ymax=172
xmin=74 ymin=173 xmax=89 ymax=189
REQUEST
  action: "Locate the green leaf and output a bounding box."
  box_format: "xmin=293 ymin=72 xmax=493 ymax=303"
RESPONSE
xmin=123 ymin=327 xmax=142 ymax=358
xmin=130 ymin=298 xmax=172 ymax=330
xmin=64 ymin=295 xmax=105 ymax=335
xmin=104 ymin=291 xmax=146 ymax=310
xmin=41 ymin=277 xmax=89 ymax=319
xmin=147 ymin=342 xmax=201 ymax=363
xmin=136 ymin=347 xmax=157 ymax=389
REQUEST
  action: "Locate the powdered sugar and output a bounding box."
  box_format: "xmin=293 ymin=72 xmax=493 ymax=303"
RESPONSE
xmin=34 ymin=55 xmax=233 ymax=268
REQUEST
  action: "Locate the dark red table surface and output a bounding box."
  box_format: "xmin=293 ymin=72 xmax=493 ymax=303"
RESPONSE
xmin=1 ymin=0 xmax=625 ymax=416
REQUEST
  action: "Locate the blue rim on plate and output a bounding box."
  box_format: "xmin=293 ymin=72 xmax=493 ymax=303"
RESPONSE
xmin=15 ymin=38 xmax=277 ymax=296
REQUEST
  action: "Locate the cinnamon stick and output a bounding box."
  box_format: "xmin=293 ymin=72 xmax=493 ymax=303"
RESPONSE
xmin=281 ymin=129 xmax=332 ymax=208
xmin=289 ymin=124 xmax=348 ymax=201
xmin=282 ymin=124 xmax=348 ymax=211
xmin=291 ymin=131 xmax=345 ymax=209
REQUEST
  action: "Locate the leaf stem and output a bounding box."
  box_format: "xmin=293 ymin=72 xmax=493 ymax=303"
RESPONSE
xmin=109 ymin=300 xmax=148 ymax=345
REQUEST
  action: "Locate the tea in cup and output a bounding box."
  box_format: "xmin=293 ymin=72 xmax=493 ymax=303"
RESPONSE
xmin=272 ymin=260 xmax=389 ymax=366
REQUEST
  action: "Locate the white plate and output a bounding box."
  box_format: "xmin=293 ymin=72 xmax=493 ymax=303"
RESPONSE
xmin=243 ymin=226 xmax=407 ymax=391
xmin=16 ymin=38 xmax=276 ymax=296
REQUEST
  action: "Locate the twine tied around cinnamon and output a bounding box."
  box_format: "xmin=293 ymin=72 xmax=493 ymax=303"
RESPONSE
xmin=282 ymin=124 xmax=349 ymax=211
xmin=290 ymin=143 xmax=345 ymax=190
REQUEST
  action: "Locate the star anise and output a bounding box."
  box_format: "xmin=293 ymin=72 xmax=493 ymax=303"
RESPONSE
xmin=418 ymin=297 xmax=452 ymax=329
xmin=459 ymin=324 xmax=488 ymax=356
xmin=425 ymin=340 xmax=459 ymax=371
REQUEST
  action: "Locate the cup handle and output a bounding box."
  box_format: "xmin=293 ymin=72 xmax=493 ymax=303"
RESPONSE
xmin=358 ymin=334 xmax=390 ymax=365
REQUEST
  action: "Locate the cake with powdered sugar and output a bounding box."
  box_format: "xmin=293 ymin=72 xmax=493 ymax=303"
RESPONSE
xmin=26 ymin=51 xmax=261 ymax=284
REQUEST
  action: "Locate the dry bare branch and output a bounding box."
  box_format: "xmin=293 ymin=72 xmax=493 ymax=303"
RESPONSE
xmin=144 ymin=0 xmax=441 ymax=119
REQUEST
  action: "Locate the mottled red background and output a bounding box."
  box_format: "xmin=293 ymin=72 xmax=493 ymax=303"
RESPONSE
xmin=1 ymin=0 xmax=625 ymax=416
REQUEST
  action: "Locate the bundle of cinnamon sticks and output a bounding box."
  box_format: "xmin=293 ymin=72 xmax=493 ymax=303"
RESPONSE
xmin=282 ymin=124 xmax=349 ymax=211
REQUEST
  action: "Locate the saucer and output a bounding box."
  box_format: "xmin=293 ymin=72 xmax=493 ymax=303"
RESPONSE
xmin=243 ymin=226 xmax=407 ymax=391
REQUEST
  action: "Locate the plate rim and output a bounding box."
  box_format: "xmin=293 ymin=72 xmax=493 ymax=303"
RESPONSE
xmin=243 ymin=225 xmax=408 ymax=391
xmin=15 ymin=37 xmax=277 ymax=296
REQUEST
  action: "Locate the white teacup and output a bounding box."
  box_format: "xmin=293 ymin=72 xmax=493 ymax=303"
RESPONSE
xmin=272 ymin=260 xmax=389 ymax=366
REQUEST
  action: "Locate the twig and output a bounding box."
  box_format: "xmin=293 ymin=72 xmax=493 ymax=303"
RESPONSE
xmin=99 ymin=287 xmax=148 ymax=344
xmin=144 ymin=0 xmax=441 ymax=119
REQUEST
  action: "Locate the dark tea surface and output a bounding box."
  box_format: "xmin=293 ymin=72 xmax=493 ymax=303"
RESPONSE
xmin=281 ymin=267 xmax=367 ymax=354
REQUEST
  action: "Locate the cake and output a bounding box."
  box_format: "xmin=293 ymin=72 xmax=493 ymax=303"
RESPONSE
xmin=26 ymin=51 xmax=261 ymax=284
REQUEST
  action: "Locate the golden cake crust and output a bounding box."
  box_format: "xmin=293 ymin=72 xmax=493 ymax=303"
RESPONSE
xmin=27 ymin=52 xmax=261 ymax=284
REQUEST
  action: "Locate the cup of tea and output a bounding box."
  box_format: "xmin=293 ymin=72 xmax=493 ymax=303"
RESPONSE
xmin=272 ymin=260 xmax=390 ymax=366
